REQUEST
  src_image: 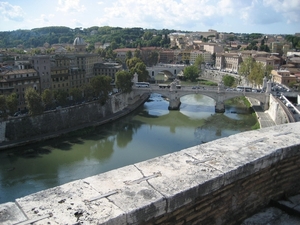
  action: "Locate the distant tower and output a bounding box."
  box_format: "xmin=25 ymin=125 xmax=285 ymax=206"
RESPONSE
xmin=73 ymin=37 xmax=86 ymax=52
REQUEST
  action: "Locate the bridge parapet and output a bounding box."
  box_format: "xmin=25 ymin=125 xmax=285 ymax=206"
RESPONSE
xmin=2 ymin=123 xmax=300 ymax=224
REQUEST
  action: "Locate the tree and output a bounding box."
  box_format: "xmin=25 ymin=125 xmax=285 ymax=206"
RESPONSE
xmin=53 ymin=89 xmax=68 ymax=106
xmin=6 ymin=93 xmax=18 ymax=115
xmin=90 ymin=75 xmax=112 ymax=103
xmin=25 ymin=87 xmax=44 ymax=115
xmin=183 ymin=65 xmax=199 ymax=82
xmin=42 ymin=89 xmax=54 ymax=110
xmin=69 ymin=87 xmax=82 ymax=102
xmin=248 ymin=62 xmax=265 ymax=86
xmin=211 ymin=53 xmax=216 ymax=64
xmin=134 ymin=49 xmax=141 ymax=59
xmin=194 ymin=55 xmax=204 ymax=70
xmin=125 ymin=50 xmax=133 ymax=62
xmin=239 ymin=56 xmax=254 ymax=81
xmin=126 ymin=57 xmax=142 ymax=70
xmin=82 ymin=83 xmax=94 ymax=101
xmin=222 ymin=75 xmax=235 ymax=87
xmin=131 ymin=62 xmax=149 ymax=81
xmin=116 ymin=71 xmax=133 ymax=93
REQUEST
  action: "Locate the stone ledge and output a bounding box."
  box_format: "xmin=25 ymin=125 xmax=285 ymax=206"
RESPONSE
xmin=1 ymin=122 xmax=300 ymax=224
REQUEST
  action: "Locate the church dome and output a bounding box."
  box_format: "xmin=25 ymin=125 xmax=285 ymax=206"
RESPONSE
xmin=73 ymin=37 xmax=86 ymax=46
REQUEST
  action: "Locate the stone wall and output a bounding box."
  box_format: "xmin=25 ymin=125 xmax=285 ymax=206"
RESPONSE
xmin=202 ymin=70 xmax=248 ymax=86
xmin=1 ymin=122 xmax=299 ymax=225
xmin=1 ymin=92 xmax=140 ymax=143
xmin=267 ymin=94 xmax=288 ymax=124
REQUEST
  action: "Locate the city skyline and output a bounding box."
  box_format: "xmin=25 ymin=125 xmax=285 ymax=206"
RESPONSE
xmin=0 ymin=0 xmax=299 ymax=34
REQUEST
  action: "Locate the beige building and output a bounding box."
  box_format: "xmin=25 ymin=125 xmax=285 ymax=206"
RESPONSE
xmin=271 ymin=69 xmax=297 ymax=86
xmin=215 ymin=53 xmax=242 ymax=72
xmin=0 ymin=68 xmax=40 ymax=111
xmin=190 ymin=50 xmax=212 ymax=64
xmin=202 ymin=43 xmax=223 ymax=55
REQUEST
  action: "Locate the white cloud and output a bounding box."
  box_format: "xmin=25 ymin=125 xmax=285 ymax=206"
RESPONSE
xmin=263 ymin=0 xmax=300 ymax=23
xmin=0 ymin=2 xmax=25 ymax=22
xmin=56 ymin=0 xmax=86 ymax=13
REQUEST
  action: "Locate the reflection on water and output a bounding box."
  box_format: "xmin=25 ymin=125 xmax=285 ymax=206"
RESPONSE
xmin=0 ymin=93 xmax=256 ymax=203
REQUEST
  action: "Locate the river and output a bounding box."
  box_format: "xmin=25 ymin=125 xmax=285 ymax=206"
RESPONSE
xmin=0 ymin=93 xmax=257 ymax=204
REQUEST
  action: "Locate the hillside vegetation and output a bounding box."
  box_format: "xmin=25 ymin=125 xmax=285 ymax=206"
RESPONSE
xmin=0 ymin=26 xmax=175 ymax=49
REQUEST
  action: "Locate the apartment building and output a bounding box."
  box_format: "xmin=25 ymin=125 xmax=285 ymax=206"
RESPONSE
xmin=93 ymin=62 xmax=122 ymax=80
xmin=31 ymin=55 xmax=52 ymax=92
xmin=159 ymin=50 xmax=175 ymax=63
xmin=271 ymin=69 xmax=297 ymax=85
xmin=190 ymin=50 xmax=212 ymax=64
xmin=215 ymin=53 xmax=242 ymax=72
xmin=0 ymin=68 xmax=39 ymax=111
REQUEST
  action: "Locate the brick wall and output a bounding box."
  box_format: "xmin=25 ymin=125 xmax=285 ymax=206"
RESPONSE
xmin=144 ymin=148 xmax=300 ymax=225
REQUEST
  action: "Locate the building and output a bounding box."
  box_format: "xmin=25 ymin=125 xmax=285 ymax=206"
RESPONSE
xmin=201 ymin=43 xmax=223 ymax=55
xmin=93 ymin=62 xmax=122 ymax=80
xmin=215 ymin=53 xmax=242 ymax=72
xmin=190 ymin=50 xmax=212 ymax=64
xmin=271 ymin=69 xmax=297 ymax=86
xmin=31 ymin=55 xmax=52 ymax=92
xmin=0 ymin=68 xmax=40 ymax=111
xmin=114 ymin=48 xmax=136 ymax=62
xmin=159 ymin=50 xmax=175 ymax=64
xmin=73 ymin=37 xmax=87 ymax=52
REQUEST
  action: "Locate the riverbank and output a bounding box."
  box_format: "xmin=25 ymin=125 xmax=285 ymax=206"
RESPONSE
xmin=0 ymin=93 xmax=150 ymax=150
xmin=247 ymin=97 xmax=276 ymax=128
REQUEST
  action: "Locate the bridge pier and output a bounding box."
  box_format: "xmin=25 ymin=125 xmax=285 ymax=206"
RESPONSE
xmin=215 ymin=102 xmax=225 ymax=113
xmin=168 ymin=98 xmax=181 ymax=110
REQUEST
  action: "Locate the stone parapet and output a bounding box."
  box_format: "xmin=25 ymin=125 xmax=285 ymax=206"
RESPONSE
xmin=1 ymin=123 xmax=300 ymax=224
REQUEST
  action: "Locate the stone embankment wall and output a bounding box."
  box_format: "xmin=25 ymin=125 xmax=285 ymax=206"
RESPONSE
xmin=1 ymin=123 xmax=299 ymax=224
xmin=0 ymin=91 xmax=145 ymax=145
xmin=202 ymin=69 xmax=247 ymax=85
xmin=267 ymin=94 xmax=289 ymax=124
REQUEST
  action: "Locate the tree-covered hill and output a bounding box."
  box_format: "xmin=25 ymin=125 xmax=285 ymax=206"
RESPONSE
xmin=0 ymin=26 xmax=176 ymax=49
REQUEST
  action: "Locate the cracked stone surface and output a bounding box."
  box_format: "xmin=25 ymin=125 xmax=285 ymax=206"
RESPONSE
xmin=16 ymin=179 xmax=125 ymax=225
xmin=0 ymin=202 xmax=27 ymax=225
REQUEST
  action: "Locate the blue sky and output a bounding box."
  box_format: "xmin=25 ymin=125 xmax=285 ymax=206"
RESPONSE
xmin=0 ymin=0 xmax=299 ymax=34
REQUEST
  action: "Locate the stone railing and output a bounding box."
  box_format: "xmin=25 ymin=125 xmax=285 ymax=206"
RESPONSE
xmin=1 ymin=122 xmax=300 ymax=224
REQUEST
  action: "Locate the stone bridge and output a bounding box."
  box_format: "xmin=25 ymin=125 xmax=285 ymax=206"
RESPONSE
xmin=146 ymin=64 xmax=185 ymax=80
xmin=133 ymin=84 xmax=270 ymax=112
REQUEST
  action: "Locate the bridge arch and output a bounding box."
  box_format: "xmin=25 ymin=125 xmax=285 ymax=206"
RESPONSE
xmin=147 ymin=64 xmax=185 ymax=81
xmin=133 ymin=86 xmax=270 ymax=113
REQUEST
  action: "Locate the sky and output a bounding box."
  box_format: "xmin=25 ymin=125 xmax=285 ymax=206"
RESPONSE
xmin=0 ymin=0 xmax=299 ymax=34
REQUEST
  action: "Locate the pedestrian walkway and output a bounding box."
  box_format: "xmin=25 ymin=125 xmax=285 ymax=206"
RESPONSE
xmin=247 ymin=97 xmax=276 ymax=128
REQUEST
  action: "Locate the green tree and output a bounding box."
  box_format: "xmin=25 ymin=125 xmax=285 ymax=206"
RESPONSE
xmin=222 ymin=75 xmax=235 ymax=87
xmin=248 ymin=62 xmax=265 ymax=86
xmin=131 ymin=62 xmax=149 ymax=81
xmin=6 ymin=93 xmax=18 ymax=115
xmin=53 ymin=89 xmax=68 ymax=106
xmin=183 ymin=65 xmax=199 ymax=82
xmin=115 ymin=71 xmax=133 ymax=93
xmin=90 ymin=75 xmax=112 ymax=103
xmin=125 ymin=50 xmax=133 ymax=63
xmin=41 ymin=89 xmax=54 ymax=110
xmin=239 ymin=56 xmax=254 ymax=81
xmin=25 ymin=87 xmax=44 ymax=115
xmin=82 ymin=83 xmax=94 ymax=101
xmin=194 ymin=55 xmax=204 ymax=69
xmin=69 ymin=87 xmax=82 ymax=102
